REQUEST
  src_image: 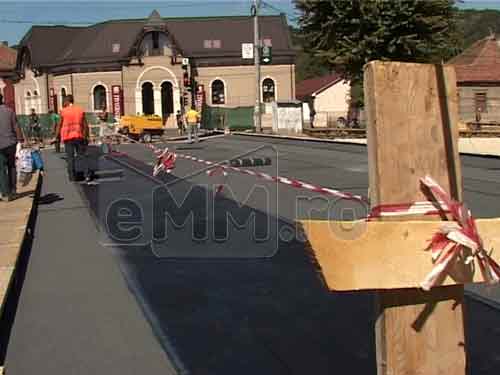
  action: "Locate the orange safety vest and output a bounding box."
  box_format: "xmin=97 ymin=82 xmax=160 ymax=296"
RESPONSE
xmin=60 ymin=105 xmax=85 ymax=142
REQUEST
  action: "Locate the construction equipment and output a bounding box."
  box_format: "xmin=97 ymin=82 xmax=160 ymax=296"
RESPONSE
xmin=116 ymin=115 xmax=165 ymax=142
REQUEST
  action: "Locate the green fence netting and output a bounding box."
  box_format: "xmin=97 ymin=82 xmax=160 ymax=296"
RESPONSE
xmin=201 ymin=105 xmax=255 ymax=131
xmin=17 ymin=112 xmax=116 ymax=139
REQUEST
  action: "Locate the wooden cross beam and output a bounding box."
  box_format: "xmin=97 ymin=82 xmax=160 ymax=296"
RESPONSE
xmin=300 ymin=62 xmax=500 ymax=374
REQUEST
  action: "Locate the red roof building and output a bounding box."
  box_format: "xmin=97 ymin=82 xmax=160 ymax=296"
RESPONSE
xmin=0 ymin=43 xmax=17 ymax=111
xmin=449 ymin=35 xmax=500 ymax=123
xmin=296 ymin=73 xmax=343 ymax=101
xmin=296 ymin=73 xmax=350 ymax=127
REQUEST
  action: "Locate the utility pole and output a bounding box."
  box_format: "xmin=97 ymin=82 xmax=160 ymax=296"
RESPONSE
xmin=253 ymin=0 xmax=262 ymax=132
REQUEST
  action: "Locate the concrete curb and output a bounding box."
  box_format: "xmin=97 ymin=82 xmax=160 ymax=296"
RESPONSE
xmin=163 ymin=130 xmax=225 ymax=142
xmin=0 ymin=172 xmax=42 ymax=364
xmin=232 ymin=131 xmax=500 ymax=158
xmin=232 ymin=131 xmax=367 ymax=145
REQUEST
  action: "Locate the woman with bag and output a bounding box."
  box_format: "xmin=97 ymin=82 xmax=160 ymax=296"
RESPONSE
xmin=0 ymin=93 xmax=23 ymax=201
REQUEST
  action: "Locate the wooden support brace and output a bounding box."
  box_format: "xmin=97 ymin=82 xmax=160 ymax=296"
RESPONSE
xmin=368 ymin=61 xmax=466 ymax=375
xmin=301 ymin=62 xmax=481 ymax=374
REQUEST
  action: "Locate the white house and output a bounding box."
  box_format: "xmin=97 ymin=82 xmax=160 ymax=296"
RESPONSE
xmin=296 ymin=73 xmax=350 ymax=127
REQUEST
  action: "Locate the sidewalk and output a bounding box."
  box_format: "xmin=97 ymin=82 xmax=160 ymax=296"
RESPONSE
xmin=0 ymin=173 xmax=39 ymax=313
xmin=3 ymin=150 xmax=177 ymax=375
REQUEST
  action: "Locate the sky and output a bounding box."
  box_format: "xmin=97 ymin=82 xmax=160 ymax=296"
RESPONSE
xmin=0 ymin=0 xmax=498 ymax=46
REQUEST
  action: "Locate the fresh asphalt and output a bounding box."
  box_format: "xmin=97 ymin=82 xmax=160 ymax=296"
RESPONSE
xmin=4 ymin=134 xmax=500 ymax=374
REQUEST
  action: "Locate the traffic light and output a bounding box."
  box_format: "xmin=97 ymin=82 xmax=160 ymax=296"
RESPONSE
xmin=260 ymin=45 xmax=272 ymax=64
xmin=182 ymin=91 xmax=189 ymax=107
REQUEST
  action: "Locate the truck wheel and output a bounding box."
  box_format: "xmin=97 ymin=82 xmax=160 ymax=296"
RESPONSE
xmin=142 ymin=133 xmax=152 ymax=143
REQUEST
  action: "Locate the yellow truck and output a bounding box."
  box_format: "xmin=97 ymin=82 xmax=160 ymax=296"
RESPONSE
xmin=117 ymin=115 xmax=165 ymax=142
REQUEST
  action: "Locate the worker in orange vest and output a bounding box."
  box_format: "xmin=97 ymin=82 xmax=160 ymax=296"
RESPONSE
xmin=54 ymin=95 xmax=91 ymax=183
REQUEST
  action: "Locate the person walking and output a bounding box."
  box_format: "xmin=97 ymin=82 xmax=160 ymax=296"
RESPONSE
xmin=54 ymin=95 xmax=91 ymax=183
xmin=49 ymin=109 xmax=61 ymax=153
xmin=176 ymin=110 xmax=184 ymax=135
xmin=29 ymin=108 xmax=42 ymax=145
xmin=0 ymin=93 xmax=23 ymax=201
xmin=185 ymin=107 xmax=200 ymax=143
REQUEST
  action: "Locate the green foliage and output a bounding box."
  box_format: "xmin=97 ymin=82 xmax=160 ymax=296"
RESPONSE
xmin=457 ymin=9 xmax=500 ymax=48
xmin=295 ymin=0 xmax=459 ymax=85
xmin=290 ymin=26 xmax=331 ymax=82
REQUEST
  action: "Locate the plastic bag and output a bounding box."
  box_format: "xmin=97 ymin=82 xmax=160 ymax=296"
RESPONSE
xmin=17 ymin=171 xmax=33 ymax=187
xmin=17 ymin=148 xmax=33 ymax=173
xmin=31 ymin=150 xmax=44 ymax=171
xmin=16 ymin=148 xmax=33 ymax=187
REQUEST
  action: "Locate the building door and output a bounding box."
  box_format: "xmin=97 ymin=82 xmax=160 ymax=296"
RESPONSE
xmin=161 ymin=82 xmax=174 ymax=121
xmin=142 ymin=82 xmax=154 ymax=115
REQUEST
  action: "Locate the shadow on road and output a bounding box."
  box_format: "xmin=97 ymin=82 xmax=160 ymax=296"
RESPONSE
xmin=79 ymin=148 xmax=377 ymax=374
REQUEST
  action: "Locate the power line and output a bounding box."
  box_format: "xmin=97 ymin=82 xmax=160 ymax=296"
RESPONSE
xmin=261 ymin=0 xmax=296 ymax=20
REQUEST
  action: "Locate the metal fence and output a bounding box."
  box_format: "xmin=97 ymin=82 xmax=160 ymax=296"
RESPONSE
xmin=201 ymin=105 xmax=255 ymax=131
xmin=16 ymin=112 xmax=116 ymax=140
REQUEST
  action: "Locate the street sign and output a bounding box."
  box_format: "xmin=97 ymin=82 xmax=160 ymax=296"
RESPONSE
xmin=111 ymin=85 xmax=124 ymax=118
xmin=242 ymin=43 xmax=254 ymax=59
xmin=261 ymin=45 xmax=272 ymax=64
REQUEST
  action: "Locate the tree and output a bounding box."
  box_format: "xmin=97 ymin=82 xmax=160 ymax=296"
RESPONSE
xmin=290 ymin=26 xmax=331 ymax=82
xmin=296 ymin=0 xmax=461 ymax=106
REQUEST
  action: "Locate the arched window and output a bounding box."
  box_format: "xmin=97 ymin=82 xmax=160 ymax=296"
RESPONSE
xmin=33 ymin=90 xmax=39 ymax=97
xmin=142 ymin=82 xmax=155 ymax=115
xmin=262 ymin=78 xmax=276 ymax=103
xmin=26 ymin=91 xmax=32 ymax=98
xmin=93 ymin=85 xmax=107 ymax=111
xmin=211 ymin=79 xmax=225 ymax=105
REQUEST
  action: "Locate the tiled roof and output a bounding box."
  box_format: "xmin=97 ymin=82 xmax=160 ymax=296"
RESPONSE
xmin=449 ymin=35 xmax=500 ymax=83
xmin=296 ymin=73 xmax=343 ymax=100
xmin=17 ymin=13 xmax=294 ymax=70
xmin=0 ymin=44 xmax=17 ymax=71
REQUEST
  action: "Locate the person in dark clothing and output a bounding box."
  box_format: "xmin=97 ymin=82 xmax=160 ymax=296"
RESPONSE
xmin=176 ymin=110 xmax=184 ymax=135
xmin=54 ymin=95 xmax=91 ymax=183
xmin=0 ymin=93 xmax=23 ymax=201
xmin=49 ymin=110 xmax=61 ymax=153
xmin=29 ymin=108 xmax=42 ymax=145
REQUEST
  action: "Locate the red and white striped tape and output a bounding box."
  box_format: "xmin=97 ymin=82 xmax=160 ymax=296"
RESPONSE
xmin=368 ymin=201 xmax=450 ymax=219
xmin=133 ymin=138 xmax=369 ymax=202
xmin=108 ymin=136 xmax=449 ymax=217
xmin=419 ymin=176 xmax=500 ymax=290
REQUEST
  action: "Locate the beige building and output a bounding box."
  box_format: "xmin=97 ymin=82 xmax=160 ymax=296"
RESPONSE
xmin=449 ymin=34 xmax=500 ymax=124
xmin=296 ymin=74 xmax=350 ymax=127
xmin=14 ymin=10 xmax=296 ymax=127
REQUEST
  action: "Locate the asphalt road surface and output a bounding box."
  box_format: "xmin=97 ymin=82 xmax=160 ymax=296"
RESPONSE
xmin=4 ymin=135 xmax=500 ymax=374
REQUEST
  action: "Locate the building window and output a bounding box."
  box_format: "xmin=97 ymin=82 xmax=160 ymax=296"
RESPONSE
xmin=112 ymin=43 xmax=120 ymax=53
xmin=211 ymin=80 xmax=225 ymax=105
xmin=33 ymin=90 xmax=39 ymax=97
xmin=152 ymin=31 xmax=160 ymax=50
xmin=26 ymin=91 xmax=31 ymax=98
xmin=475 ymin=92 xmax=487 ymax=113
xmin=262 ymin=78 xmax=276 ymax=103
xmin=142 ymin=82 xmax=155 ymax=115
xmin=204 ymin=40 xmax=222 ymax=49
xmin=93 ymin=85 xmax=107 ymax=111
xmin=61 ymin=87 xmax=67 ymax=101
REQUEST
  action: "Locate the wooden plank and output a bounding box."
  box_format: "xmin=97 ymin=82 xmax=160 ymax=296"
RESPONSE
xmin=300 ymin=218 xmax=500 ymax=290
xmin=364 ymin=61 xmax=466 ymax=375
xmin=365 ymin=61 xmax=462 ymax=211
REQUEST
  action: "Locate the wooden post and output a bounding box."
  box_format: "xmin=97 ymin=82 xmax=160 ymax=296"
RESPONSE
xmin=364 ymin=61 xmax=466 ymax=374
